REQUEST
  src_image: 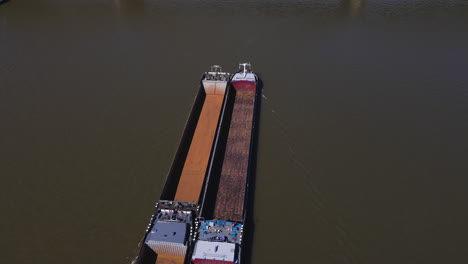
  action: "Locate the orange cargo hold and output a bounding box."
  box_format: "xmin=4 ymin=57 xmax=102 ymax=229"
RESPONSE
xmin=174 ymin=86 xmax=226 ymax=203
xmin=155 ymin=255 xmax=185 ymax=264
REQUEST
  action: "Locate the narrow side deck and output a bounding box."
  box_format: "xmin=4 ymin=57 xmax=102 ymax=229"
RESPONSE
xmin=212 ymin=91 xmax=255 ymax=221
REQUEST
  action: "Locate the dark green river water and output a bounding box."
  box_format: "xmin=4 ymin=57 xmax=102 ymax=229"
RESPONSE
xmin=1 ymin=1 xmax=467 ymax=263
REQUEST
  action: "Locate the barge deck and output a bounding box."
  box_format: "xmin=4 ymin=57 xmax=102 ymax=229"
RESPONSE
xmin=136 ymin=63 xmax=258 ymax=264
xmin=191 ymin=63 xmax=258 ymax=264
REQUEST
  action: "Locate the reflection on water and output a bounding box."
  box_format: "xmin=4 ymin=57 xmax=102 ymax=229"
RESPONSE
xmin=342 ymin=0 xmax=366 ymax=17
xmin=1 ymin=1 xmax=467 ymax=264
xmin=113 ymin=0 xmax=145 ymax=16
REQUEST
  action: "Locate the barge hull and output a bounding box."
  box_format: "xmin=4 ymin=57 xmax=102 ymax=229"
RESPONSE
xmin=136 ymin=66 xmax=230 ymax=264
xmin=192 ymin=64 xmax=259 ymax=264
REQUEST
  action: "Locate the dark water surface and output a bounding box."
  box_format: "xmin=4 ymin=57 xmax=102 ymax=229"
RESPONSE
xmin=1 ymin=1 xmax=467 ymax=263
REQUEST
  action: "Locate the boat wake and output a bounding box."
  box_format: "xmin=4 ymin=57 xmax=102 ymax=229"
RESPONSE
xmin=261 ymin=91 xmax=361 ymax=264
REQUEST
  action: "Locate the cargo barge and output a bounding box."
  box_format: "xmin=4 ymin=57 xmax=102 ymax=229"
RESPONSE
xmin=136 ymin=65 xmax=230 ymax=264
xmin=135 ymin=64 xmax=259 ymax=264
xmin=192 ymin=63 xmax=259 ymax=264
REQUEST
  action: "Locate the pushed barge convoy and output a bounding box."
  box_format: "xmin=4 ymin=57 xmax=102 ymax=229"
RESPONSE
xmin=136 ymin=64 xmax=259 ymax=264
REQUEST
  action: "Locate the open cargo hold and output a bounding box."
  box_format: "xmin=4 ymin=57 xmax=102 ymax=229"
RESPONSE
xmin=155 ymin=81 xmax=226 ymax=264
xmin=212 ymin=91 xmax=255 ymax=221
xmin=192 ymin=63 xmax=258 ymax=264
xmin=174 ymin=66 xmax=228 ymax=203
xmin=136 ymin=66 xmax=230 ymax=264
xmin=174 ymin=94 xmax=225 ymax=203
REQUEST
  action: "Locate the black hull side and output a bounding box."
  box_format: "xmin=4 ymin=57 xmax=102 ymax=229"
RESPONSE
xmin=136 ymin=84 xmax=206 ymax=264
xmin=160 ymin=85 xmax=206 ymax=201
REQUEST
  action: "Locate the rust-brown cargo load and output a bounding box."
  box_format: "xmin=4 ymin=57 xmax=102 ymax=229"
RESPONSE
xmin=191 ymin=64 xmax=258 ymax=264
xmin=212 ymin=81 xmax=257 ymax=221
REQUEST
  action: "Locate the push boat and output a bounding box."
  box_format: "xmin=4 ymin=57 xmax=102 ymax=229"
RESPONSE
xmin=136 ymin=64 xmax=259 ymax=264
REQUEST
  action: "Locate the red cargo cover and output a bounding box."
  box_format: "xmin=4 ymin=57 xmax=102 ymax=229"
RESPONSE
xmin=232 ymin=81 xmax=256 ymax=92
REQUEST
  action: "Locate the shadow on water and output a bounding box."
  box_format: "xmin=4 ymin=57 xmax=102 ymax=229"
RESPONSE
xmin=113 ymin=0 xmax=145 ymax=17
xmin=0 ymin=0 xmax=10 ymax=6
xmin=341 ymin=0 xmax=366 ymax=17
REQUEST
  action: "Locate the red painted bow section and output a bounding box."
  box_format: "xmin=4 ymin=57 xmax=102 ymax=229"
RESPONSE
xmin=232 ymin=81 xmax=256 ymax=92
